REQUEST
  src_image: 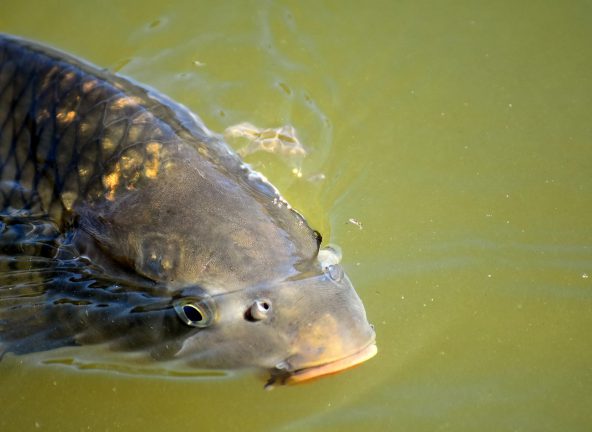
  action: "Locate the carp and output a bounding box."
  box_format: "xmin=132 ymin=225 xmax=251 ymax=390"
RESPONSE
xmin=0 ymin=34 xmax=376 ymax=386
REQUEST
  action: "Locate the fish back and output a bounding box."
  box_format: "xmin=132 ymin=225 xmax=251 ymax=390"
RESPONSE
xmin=0 ymin=34 xmax=215 ymax=227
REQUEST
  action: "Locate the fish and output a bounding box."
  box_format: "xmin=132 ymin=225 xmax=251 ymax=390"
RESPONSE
xmin=0 ymin=34 xmax=376 ymax=386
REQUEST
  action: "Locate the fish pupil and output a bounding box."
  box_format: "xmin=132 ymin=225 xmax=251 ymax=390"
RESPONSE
xmin=183 ymin=305 xmax=203 ymax=323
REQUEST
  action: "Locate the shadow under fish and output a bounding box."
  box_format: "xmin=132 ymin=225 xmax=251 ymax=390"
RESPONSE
xmin=0 ymin=34 xmax=376 ymax=387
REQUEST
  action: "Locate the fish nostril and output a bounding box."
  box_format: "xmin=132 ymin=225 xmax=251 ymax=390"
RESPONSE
xmin=244 ymin=299 xmax=272 ymax=322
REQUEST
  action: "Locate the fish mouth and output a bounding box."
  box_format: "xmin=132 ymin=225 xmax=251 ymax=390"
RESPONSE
xmin=265 ymin=340 xmax=377 ymax=388
xmin=287 ymin=342 xmax=378 ymax=384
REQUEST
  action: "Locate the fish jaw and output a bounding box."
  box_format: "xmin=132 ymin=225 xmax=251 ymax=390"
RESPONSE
xmin=265 ymin=340 xmax=377 ymax=388
xmin=259 ymin=269 xmax=377 ymax=388
xmin=286 ymin=340 xmax=378 ymax=384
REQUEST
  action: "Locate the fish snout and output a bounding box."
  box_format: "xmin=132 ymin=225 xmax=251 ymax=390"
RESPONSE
xmin=278 ymin=303 xmax=377 ymax=385
xmin=266 ymin=321 xmax=376 ymax=388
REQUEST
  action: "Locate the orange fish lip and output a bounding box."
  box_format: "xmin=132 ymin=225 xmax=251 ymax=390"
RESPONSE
xmin=285 ymin=342 xmax=378 ymax=384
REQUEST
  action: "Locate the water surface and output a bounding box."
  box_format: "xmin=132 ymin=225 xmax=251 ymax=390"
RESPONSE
xmin=1 ymin=1 xmax=591 ymax=431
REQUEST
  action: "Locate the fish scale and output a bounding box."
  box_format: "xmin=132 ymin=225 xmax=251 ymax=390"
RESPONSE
xmin=0 ymin=37 xmax=157 ymax=223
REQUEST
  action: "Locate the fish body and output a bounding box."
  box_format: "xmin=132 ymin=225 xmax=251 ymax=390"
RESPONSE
xmin=0 ymin=35 xmax=376 ymax=384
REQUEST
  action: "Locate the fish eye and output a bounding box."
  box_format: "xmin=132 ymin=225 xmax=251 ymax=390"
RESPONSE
xmin=325 ymin=264 xmax=344 ymax=283
xmin=245 ymin=299 xmax=272 ymax=322
xmin=174 ymin=299 xmax=214 ymax=328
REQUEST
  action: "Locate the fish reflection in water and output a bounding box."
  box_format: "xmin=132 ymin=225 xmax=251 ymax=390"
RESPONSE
xmin=0 ymin=34 xmax=376 ymax=387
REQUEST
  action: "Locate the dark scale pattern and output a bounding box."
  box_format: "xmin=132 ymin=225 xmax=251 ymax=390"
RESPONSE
xmin=0 ymin=35 xmax=182 ymax=227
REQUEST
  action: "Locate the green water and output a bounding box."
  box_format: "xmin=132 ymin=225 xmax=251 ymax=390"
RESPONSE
xmin=1 ymin=0 xmax=591 ymax=430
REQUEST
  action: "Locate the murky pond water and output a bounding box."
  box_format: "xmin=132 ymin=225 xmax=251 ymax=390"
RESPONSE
xmin=1 ymin=1 xmax=591 ymax=430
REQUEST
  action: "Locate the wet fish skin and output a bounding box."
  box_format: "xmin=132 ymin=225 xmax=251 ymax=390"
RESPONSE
xmin=0 ymin=34 xmax=318 ymax=290
xmin=0 ymin=34 xmax=376 ymax=381
xmin=0 ymin=254 xmax=194 ymax=358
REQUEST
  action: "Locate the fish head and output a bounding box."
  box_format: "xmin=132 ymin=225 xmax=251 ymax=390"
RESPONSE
xmin=173 ymin=249 xmax=376 ymax=385
xmin=74 ymin=152 xmax=376 ymax=383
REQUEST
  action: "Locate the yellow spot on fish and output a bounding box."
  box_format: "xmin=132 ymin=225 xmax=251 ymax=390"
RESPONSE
xmin=79 ymin=122 xmax=91 ymax=135
xmin=120 ymin=151 xmax=142 ymax=173
xmin=58 ymin=72 xmax=77 ymax=92
xmin=103 ymin=169 xmax=120 ymax=201
xmin=128 ymin=125 xmax=141 ymax=142
xmin=36 ymin=109 xmax=49 ymax=122
xmin=164 ymin=160 xmax=176 ymax=172
xmin=112 ymin=96 xmax=142 ymax=109
xmin=102 ymin=137 xmax=115 ymax=152
xmin=60 ymin=191 xmax=78 ymax=211
xmin=62 ymin=71 xmax=76 ymax=82
xmin=41 ymin=66 xmax=59 ymax=90
xmin=56 ymin=110 xmax=76 ymax=124
xmin=82 ymin=80 xmax=98 ymax=93
xmin=144 ymin=142 xmax=161 ymax=178
xmin=161 ymin=258 xmax=173 ymax=271
xmin=132 ymin=111 xmax=153 ymax=125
